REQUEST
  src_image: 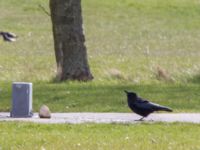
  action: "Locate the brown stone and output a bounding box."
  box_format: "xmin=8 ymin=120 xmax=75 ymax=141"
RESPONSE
xmin=39 ymin=105 xmax=51 ymax=119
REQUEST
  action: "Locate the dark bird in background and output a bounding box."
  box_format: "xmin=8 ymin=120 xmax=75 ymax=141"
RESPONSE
xmin=124 ymin=90 xmax=172 ymax=121
xmin=0 ymin=31 xmax=17 ymax=42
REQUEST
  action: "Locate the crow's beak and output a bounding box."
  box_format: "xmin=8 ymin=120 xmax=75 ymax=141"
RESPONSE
xmin=124 ymin=90 xmax=129 ymax=94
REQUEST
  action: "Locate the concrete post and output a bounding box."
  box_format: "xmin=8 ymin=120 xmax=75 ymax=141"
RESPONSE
xmin=10 ymin=82 xmax=33 ymax=118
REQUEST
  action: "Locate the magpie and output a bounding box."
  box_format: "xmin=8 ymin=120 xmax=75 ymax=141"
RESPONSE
xmin=0 ymin=31 xmax=17 ymax=42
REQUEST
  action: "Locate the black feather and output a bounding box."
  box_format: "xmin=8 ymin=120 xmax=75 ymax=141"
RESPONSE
xmin=125 ymin=91 xmax=172 ymax=120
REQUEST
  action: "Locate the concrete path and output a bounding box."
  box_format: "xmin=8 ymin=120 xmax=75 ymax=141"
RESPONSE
xmin=0 ymin=112 xmax=200 ymax=124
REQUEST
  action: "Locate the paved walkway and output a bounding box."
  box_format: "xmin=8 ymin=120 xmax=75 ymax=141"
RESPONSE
xmin=0 ymin=112 xmax=200 ymax=124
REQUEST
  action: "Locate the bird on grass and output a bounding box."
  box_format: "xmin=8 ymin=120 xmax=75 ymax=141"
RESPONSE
xmin=0 ymin=31 xmax=17 ymax=42
xmin=124 ymin=90 xmax=172 ymax=121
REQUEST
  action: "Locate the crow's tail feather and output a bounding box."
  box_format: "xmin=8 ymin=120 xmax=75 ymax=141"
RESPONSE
xmin=158 ymin=106 xmax=173 ymax=112
xmin=152 ymin=103 xmax=173 ymax=112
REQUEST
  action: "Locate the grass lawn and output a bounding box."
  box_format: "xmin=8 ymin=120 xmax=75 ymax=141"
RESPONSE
xmin=0 ymin=81 xmax=200 ymax=112
xmin=0 ymin=0 xmax=200 ymax=112
xmin=0 ymin=1 xmax=200 ymax=149
xmin=0 ymin=122 xmax=199 ymax=150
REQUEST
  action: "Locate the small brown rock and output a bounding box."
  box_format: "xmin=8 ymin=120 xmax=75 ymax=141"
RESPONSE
xmin=39 ymin=105 xmax=51 ymax=119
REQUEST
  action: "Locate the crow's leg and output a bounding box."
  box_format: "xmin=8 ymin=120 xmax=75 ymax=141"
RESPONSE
xmin=135 ymin=117 xmax=145 ymax=121
xmin=139 ymin=117 xmax=145 ymax=121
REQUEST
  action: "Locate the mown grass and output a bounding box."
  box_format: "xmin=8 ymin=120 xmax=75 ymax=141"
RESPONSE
xmin=0 ymin=81 xmax=200 ymax=112
xmin=0 ymin=122 xmax=199 ymax=150
xmin=0 ymin=0 xmax=200 ymax=112
xmin=0 ymin=0 xmax=200 ymax=82
xmin=0 ymin=1 xmax=200 ymax=149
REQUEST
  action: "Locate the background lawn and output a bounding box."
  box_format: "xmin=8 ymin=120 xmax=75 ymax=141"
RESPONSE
xmin=0 ymin=0 xmax=200 ymax=112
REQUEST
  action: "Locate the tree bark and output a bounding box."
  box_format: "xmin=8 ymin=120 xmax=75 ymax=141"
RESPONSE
xmin=49 ymin=0 xmax=93 ymax=81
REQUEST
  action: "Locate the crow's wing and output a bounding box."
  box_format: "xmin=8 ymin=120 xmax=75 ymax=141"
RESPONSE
xmin=137 ymin=97 xmax=149 ymax=103
xmin=136 ymin=100 xmax=172 ymax=112
xmin=135 ymin=100 xmax=155 ymax=110
xmin=134 ymin=97 xmax=153 ymax=111
xmin=136 ymin=97 xmax=162 ymax=109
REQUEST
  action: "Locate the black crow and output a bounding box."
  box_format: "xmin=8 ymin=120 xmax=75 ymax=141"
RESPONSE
xmin=0 ymin=31 xmax=17 ymax=42
xmin=124 ymin=90 xmax=172 ymax=121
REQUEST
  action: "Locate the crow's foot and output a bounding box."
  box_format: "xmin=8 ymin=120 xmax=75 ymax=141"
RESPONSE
xmin=135 ymin=117 xmax=145 ymax=121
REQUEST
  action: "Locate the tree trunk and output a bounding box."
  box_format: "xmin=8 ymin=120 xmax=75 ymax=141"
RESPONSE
xmin=49 ymin=0 xmax=93 ymax=81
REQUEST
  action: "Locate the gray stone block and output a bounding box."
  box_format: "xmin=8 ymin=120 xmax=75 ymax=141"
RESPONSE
xmin=10 ymin=82 xmax=33 ymax=118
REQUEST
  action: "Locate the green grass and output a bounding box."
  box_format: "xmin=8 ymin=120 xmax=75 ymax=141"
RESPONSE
xmin=0 ymin=0 xmax=200 ymax=82
xmin=0 ymin=81 xmax=200 ymax=112
xmin=0 ymin=0 xmax=200 ymax=112
xmin=0 ymin=122 xmax=199 ymax=150
xmin=0 ymin=1 xmax=200 ymax=149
